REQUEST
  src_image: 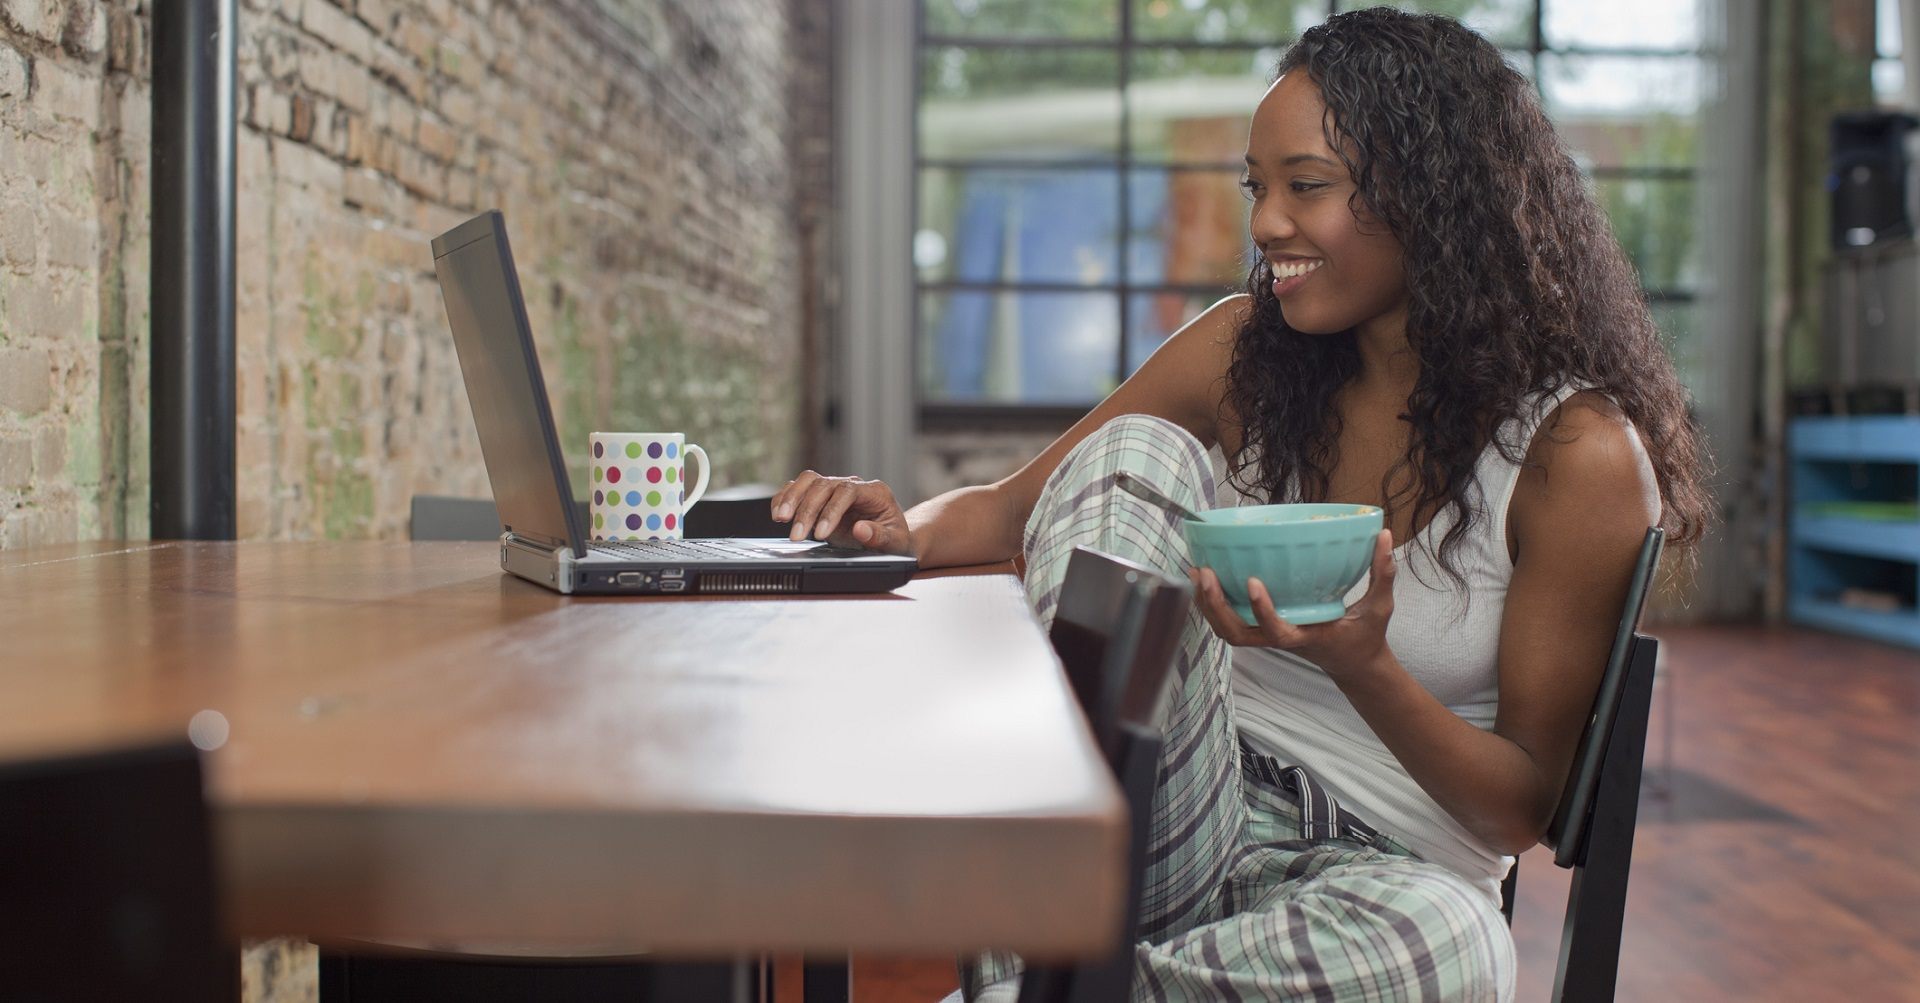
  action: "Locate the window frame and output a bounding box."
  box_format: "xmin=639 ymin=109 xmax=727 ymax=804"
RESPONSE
xmin=912 ymin=0 xmax=1707 ymax=419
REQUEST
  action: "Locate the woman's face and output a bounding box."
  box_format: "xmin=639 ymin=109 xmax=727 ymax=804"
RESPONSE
xmin=1243 ymin=71 xmax=1408 ymax=337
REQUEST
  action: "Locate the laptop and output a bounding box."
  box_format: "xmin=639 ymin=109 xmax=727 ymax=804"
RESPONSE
xmin=430 ymin=210 xmax=918 ymax=596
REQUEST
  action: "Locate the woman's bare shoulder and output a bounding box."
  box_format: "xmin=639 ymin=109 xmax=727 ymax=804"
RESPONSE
xmin=1512 ymin=390 xmax=1659 ymax=544
xmin=1129 ymin=293 xmax=1248 ymax=436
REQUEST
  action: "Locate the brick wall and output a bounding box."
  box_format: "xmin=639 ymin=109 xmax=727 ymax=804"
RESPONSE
xmin=0 ymin=0 xmax=125 ymax=546
xmin=1 ymin=0 xmax=824 ymax=549
xmin=2 ymin=0 xmax=829 ymax=995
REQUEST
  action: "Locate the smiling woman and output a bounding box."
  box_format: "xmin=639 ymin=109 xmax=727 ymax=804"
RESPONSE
xmin=1237 ymin=84 xmax=1411 ymax=341
xmin=785 ymin=6 xmax=1714 ymax=1000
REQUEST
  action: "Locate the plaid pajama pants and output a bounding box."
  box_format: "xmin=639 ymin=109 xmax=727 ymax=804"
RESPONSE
xmin=963 ymin=414 xmax=1516 ymax=1003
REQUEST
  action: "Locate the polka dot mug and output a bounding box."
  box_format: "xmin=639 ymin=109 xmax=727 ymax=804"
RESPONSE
xmin=587 ymin=432 xmax=711 ymax=542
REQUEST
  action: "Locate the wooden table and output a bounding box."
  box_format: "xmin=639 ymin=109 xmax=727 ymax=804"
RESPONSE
xmin=0 ymin=541 xmax=1124 ymax=960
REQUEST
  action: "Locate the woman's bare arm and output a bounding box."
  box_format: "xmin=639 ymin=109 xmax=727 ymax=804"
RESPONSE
xmin=1339 ymin=393 xmax=1661 ymax=851
xmin=902 ymin=295 xmax=1246 ymax=569
xmin=775 ymin=295 xmax=1247 ymax=566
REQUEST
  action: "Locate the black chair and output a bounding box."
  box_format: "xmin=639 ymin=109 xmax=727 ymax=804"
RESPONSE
xmin=408 ymin=494 xmax=502 ymax=542
xmin=940 ymin=546 xmax=1191 ymax=1003
xmin=409 ymin=485 xmax=781 ymax=543
xmin=1500 ymin=525 xmax=1666 ymax=1003
xmin=0 ymin=740 xmax=232 ymax=1000
xmin=681 ymin=483 xmax=784 ymax=539
xmin=954 ymin=530 xmax=1665 ymax=1003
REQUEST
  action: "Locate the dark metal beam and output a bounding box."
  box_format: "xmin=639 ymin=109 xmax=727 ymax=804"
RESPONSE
xmin=150 ymin=0 xmax=238 ymax=540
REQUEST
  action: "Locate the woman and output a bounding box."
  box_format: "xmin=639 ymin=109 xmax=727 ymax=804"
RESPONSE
xmin=773 ymin=8 xmax=1710 ymax=1000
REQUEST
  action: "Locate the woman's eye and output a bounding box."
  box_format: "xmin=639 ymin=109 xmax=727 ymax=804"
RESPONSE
xmin=1289 ymin=180 xmax=1327 ymax=193
xmin=1238 ymin=176 xmax=1263 ymax=198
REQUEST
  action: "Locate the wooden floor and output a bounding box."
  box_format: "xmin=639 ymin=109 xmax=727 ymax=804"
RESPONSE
xmin=805 ymin=623 xmax=1920 ymax=1002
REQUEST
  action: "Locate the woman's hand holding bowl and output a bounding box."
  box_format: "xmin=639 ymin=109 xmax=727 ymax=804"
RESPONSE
xmin=1190 ymin=529 xmax=1397 ymax=682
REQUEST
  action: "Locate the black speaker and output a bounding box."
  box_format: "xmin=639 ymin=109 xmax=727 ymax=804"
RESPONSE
xmin=1829 ymin=110 xmax=1920 ymax=250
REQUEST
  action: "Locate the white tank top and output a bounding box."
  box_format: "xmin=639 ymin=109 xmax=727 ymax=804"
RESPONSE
xmin=1228 ymin=384 xmax=1587 ymax=906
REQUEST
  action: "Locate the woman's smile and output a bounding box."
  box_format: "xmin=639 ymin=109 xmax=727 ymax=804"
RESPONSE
xmin=1271 ymin=257 xmax=1324 ymax=298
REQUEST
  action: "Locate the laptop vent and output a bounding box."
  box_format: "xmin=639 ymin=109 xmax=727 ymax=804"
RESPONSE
xmin=699 ymin=571 xmax=802 ymax=595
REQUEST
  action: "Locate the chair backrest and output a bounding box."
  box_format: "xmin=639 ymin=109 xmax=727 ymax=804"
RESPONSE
xmin=1545 ymin=526 xmax=1665 ymax=865
xmin=411 ymin=485 xmax=782 ymax=543
xmin=409 ymin=494 xmax=501 ymax=541
xmin=681 ymin=484 xmax=783 ymax=540
xmin=0 ymin=740 xmax=230 ymax=1000
xmin=1046 ymin=546 xmax=1191 ymax=762
xmin=1019 ymin=546 xmax=1191 ymax=1003
xmin=1540 ymin=526 xmax=1665 ymax=1003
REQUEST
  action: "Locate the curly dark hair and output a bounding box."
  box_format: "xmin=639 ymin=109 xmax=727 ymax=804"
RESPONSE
xmin=1224 ymin=7 xmax=1713 ymax=589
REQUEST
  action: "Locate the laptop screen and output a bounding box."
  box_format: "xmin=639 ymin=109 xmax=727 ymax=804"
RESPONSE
xmin=430 ymin=211 xmax=584 ymax=554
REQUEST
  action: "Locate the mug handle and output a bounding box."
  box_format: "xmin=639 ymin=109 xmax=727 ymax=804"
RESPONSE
xmin=681 ymin=443 xmax=710 ymax=510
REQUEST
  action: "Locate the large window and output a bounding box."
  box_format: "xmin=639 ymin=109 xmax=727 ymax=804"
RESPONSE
xmin=914 ymin=0 xmax=1711 ymax=410
xmin=1875 ymin=0 xmax=1905 ymax=105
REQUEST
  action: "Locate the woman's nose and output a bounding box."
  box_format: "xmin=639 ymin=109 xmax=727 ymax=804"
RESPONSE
xmin=1249 ymin=199 xmax=1297 ymax=248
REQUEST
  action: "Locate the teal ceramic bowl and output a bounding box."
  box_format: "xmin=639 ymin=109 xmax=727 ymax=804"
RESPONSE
xmin=1182 ymin=503 xmax=1384 ymax=625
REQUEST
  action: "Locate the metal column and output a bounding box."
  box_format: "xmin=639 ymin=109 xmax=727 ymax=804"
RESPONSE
xmin=150 ymin=0 xmax=238 ymax=540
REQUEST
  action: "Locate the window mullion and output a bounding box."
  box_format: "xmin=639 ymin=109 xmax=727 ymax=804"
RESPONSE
xmin=1117 ymin=0 xmax=1132 ymax=389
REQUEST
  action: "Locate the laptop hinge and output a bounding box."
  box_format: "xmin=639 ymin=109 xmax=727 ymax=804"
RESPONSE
xmin=500 ymin=531 xmax=578 ymax=594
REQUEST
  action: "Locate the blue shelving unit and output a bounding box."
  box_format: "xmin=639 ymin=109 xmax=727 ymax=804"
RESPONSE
xmin=1787 ymin=416 xmax=1920 ymax=650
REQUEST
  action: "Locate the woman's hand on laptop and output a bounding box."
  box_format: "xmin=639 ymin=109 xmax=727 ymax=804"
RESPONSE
xmin=771 ymin=472 xmax=915 ymax=555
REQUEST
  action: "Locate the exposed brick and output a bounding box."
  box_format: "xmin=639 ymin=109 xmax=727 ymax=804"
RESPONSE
xmin=105 ymin=5 xmax=140 ymax=73
xmin=5 ymin=500 xmax=75 ymax=547
xmin=32 ymin=422 xmax=64 ymax=480
xmin=0 ymin=42 xmax=25 ymax=100
xmin=257 ymin=26 xmax=301 ymax=84
xmin=0 ymin=436 xmax=29 ymax=490
xmin=445 ymin=166 xmax=474 ymax=208
xmin=307 ymin=93 xmax=338 ymax=151
xmin=0 ymin=347 xmax=52 ymax=415
xmin=414 ymin=112 xmax=453 ymax=162
xmin=5 ymin=275 xmax=70 ymax=336
xmin=62 ymin=0 xmax=105 ymax=59
xmin=435 ymin=38 xmax=482 ymax=89
xmin=289 ymin=89 xmax=313 ymax=141
xmin=250 ymin=84 xmax=291 ymax=135
xmin=437 ymin=84 xmax=474 ymax=128
xmin=43 ymin=208 xmax=93 ymax=268
xmin=0 ymin=0 xmax=61 ymax=44
xmin=12 ymin=131 xmax=56 ymax=186
xmin=391 ymin=144 xmax=438 ymax=199
xmin=302 ymin=0 xmax=371 ymax=65
xmin=33 ymin=58 xmax=98 ymax=123
xmin=356 ymin=0 xmax=398 ymax=34
xmin=393 ymin=14 xmax=435 ymax=66
xmin=329 ymin=49 xmax=369 ymax=111
xmin=368 ymin=40 xmax=423 ymax=101
xmin=340 ymin=165 xmax=392 ymax=214
xmin=0 ymin=198 xmax=35 ymax=267
xmin=342 ymin=109 xmax=368 ymax=163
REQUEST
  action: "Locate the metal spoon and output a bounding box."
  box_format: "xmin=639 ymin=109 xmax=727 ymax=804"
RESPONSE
xmin=1114 ymin=471 xmax=1206 ymax=523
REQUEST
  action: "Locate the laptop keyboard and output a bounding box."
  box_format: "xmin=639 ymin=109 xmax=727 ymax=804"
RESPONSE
xmin=589 ymin=539 xmax=762 ymax=560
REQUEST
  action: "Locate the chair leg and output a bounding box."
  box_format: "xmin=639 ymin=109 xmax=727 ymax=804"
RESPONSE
xmin=802 ymin=956 xmax=849 ymax=1003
